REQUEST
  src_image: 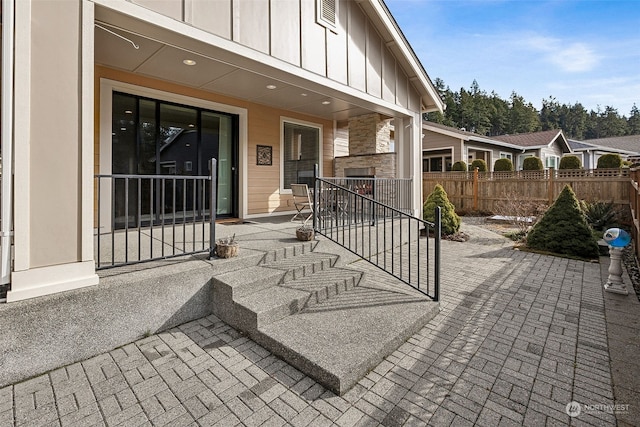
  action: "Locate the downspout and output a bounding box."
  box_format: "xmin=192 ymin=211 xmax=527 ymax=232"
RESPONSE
xmin=1 ymin=0 xmax=15 ymax=286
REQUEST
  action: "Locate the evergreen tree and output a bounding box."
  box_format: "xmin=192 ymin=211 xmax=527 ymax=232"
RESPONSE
xmin=526 ymin=185 xmax=599 ymax=259
xmin=423 ymin=184 xmax=460 ymax=235
xmin=627 ymin=104 xmax=640 ymax=135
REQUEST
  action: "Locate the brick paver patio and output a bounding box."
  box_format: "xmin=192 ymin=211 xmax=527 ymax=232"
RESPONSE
xmin=0 ymin=224 xmax=633 ymax=426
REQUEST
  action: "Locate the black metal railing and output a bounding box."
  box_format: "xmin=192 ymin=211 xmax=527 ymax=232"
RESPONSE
xmin=313 ymin=166 xmax=440 ymax=301
xmin=94 ymin=159 xmax=217 ymax=269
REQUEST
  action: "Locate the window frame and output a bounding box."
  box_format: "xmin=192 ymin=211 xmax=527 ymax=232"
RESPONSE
xmin=280 ymin=117 xmax=323 ymax=194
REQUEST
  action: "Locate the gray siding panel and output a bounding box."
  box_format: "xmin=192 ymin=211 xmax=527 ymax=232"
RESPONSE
xmin=366 ymin=25 xmax=382 ymax=98
xmin=132 ymin=0 xmax=182 ymax=20
xmin=347 ymin=2 xmax=366 ymax=92
xmin=301 ymin=0 xmax=327 ymax=75
xmin=382 ymin=50 xmax=396 ymax=103
xmin=396 ymin=68 xmax=408 ymax=108
xmin=233 ymin=0 xmax=270 ymax=54
xmin=271 ymin=0 xmax=301 ymax=65
xmin=189 ymin=0 xmax=232 ymax=39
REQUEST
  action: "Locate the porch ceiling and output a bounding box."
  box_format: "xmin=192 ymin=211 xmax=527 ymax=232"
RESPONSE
xmin=94 ymin=8 xmax=386 ymax=121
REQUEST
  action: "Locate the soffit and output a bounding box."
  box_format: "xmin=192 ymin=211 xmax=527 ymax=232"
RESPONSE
xmin=94 ymin=7 xmax=405 ymax=121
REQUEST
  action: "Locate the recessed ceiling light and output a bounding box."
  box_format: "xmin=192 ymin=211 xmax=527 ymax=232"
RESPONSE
xmin=322 ymin=101 xmax=331 ymax=105
xmin=301 ymin=93 xmax=308 ymax=97
xmin=188 ymin=124 xmax=195 ymax=128
xmin=182 ymin=59 xmax=197 ymax=66
xmin=266 ymin=84 xmax=277 ymax=90
xmin=124 ymin=110 xmax=133 ymax=114
xmin=120 ymin=127 xmax=127 ymax=131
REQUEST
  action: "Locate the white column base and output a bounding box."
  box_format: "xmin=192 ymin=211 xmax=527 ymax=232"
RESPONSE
xmin=604 ymin=282 xmax=629 ymax=295
xmin=7 ymin=261 xmax=98 ymax=302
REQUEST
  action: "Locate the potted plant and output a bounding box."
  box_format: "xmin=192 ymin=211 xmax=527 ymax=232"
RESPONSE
xmin=296 ymin=220 xmax=314 ymax=241
xmin=215 ymin=234 xmax=239 ymax=258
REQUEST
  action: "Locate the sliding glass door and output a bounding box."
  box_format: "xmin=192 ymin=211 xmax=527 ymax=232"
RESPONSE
xmin=111 ymin=92 xmax=238 ymax=227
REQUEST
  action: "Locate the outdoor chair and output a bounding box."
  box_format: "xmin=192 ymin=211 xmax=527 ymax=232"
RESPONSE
xmin=290 ymin=184 xmax=313 ymax=223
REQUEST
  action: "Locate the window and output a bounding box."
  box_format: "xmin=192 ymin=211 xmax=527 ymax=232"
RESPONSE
xmin=517 ymin=153 xmax=533 ymax=170
xmin=316 ymin=0 xmax=337 ymax=30
xmin=546 ymin=155 xmax=560 ymax=169
xmin=282 ymin=120 xmax=321 ymax=190
xmin=500 ymin=152 xmax=513 ymax=161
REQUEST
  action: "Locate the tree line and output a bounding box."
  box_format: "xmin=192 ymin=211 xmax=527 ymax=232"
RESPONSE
xmin=424 ymin=78 xmax=640 ymax=140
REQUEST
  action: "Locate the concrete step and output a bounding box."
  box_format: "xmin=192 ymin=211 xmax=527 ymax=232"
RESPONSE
xmin=262 ymin=252 xmax=339 ymax=283
xmin=254 ymin=279 xmax=440 ymax=395
xmin=234 ymin=267 xmax=363 ymax=328
xmin=213 ymin=247 xmax=343 ymax=334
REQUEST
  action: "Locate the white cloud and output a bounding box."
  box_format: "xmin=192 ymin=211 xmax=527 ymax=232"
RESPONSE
xmin=523 ymin=35 xmax=599 ymax=73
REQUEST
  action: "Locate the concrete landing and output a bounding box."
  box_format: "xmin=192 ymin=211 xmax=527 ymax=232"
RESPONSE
xmin=257 ymin=281 xmax=439 ymax=394
xmin=212 ymin=234 xmax=440 ymax=395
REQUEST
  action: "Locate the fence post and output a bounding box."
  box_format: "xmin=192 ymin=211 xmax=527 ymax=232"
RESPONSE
xmin=473 ymin=167 xmax=479 ymax=211
xmin=548 ymin=167 xmax=554 ymax=205
xmin=313 ymin=163 xmax=319 ymax=232
xmin=434 ymin=206 xmax=441 ymax=302
xmin=209 ymin=158 xmax=217 ymax=259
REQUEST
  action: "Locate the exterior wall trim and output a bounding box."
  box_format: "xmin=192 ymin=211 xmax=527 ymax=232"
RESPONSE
xmin=81 ymin=1 xmax=95 ymax=262
xmin=12 ymin=0 xmax=31 ymax=272
xmin=1 ymin=0 xmax=15 ymax=284
xmin=7 ymin=261 xmax=98 ymax=302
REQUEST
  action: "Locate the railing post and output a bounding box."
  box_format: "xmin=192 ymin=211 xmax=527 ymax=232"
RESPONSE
xmin=473 ymin=167 xmax=479 ymax=211
xmin=209 ymin=158 xmax=217 ymax=259
xmin=548 ymin=167 xmax=554 ymax=205
xmin=313 ymin=163 xmax=319 ymax=232
xmin=434 ymin=206 xmax=441 ymax=302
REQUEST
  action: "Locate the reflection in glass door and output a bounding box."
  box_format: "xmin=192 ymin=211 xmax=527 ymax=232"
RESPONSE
xmin=111 ymin=92 xmax=238 ymax=228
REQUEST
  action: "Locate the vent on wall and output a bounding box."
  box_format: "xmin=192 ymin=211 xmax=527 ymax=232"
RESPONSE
xmin=317 ymin=0 xmax=337 ymax=30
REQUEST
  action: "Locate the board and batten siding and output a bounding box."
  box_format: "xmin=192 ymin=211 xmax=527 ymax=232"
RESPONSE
xmin=130 ymin=0 xmax=421 ymax=112
xmin=95 ymin=66 xmax=333 ymax=218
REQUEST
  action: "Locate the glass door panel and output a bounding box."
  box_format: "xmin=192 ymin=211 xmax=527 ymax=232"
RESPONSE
xmin=202 ymin=111 xmax=234 ymax=216
xmin=159 ymin=104 xmax=197 ymax=218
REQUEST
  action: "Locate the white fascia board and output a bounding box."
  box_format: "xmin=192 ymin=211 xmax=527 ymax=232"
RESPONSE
xmin=92 ymin=0 xmax=417 ymax=118
xmin=367 ymin=0 xmax=444 ymax=113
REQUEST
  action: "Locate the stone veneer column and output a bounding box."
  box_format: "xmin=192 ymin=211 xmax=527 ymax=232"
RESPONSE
xmin=348 ymin=113 xmax=391 ymax=155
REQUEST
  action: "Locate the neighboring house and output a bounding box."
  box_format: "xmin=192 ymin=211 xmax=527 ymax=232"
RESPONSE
xmin=0 ymin=0 xmax=444 ymax=301
xmin=569 ymin=135 xmax=640 ymax=168
xmin=422 ymin=122 xmax=572 ymax=171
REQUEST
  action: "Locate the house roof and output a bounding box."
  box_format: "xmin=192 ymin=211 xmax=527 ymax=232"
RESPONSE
xmin=492 ymin=130 xmax=563 ymax=147
xmin=582 ymin=135 xmax=640 ymax=154
xmin=422 ymin=122 xmax=570 ymax=152
xmin=567 ymin=139 xmax=598 ymax=151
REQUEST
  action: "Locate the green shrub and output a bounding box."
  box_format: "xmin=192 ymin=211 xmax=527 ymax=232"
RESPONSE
xmin=559 ymin=155 xmax=582 ymax=169
xmin=597 ymin=153 xmax=622 ymax=169
xmin=452 ymin=161 xmax=467 ymax=172
xmin=423 ymin=184 xmax=460 ymax=235
xmin=494 ymin=158 xmax=514 ymax=172
xmin=522 ymin=156 xmax=543 ymax=171
xmin=470 ymin=159 xmax=488 ymax=172
xmin=526 ymin=185 xmax=599 ymax=259
xmin=581 ymin=200 xmax=617 ymax=231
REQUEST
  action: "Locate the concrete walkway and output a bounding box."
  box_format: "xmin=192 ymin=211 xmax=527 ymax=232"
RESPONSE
xmin=1 ymin=219 xmax=638 ymax=426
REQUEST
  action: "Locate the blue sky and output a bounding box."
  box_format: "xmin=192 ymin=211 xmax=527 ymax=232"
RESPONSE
xmin=384 ymin=0 xmax=640 ymax=116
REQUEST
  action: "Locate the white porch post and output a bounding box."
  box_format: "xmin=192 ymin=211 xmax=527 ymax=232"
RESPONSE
xmin=1 ymin=0 xmax=15 ymax=286
xmin=8 ymin=0 xmax=97 ymax=302
xmin=395 ymin=114 xmax=423 ymax=218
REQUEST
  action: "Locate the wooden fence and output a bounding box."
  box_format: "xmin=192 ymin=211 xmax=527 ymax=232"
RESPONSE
xmin=423 ymin=168 xmax=631 ymax=213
